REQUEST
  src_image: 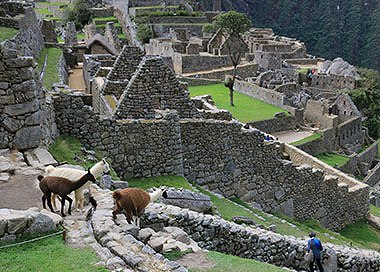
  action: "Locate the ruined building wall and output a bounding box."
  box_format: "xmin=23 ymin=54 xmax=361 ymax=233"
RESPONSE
xmin=0 ymin=6 xmax=55 ymax=150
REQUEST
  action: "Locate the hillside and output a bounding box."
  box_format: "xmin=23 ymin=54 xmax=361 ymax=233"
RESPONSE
xmin=222 ymin=0 xmax=380 ymax=71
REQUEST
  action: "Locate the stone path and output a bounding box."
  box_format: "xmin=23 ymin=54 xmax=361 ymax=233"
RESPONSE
xmin=68 ymin=63 xmax=86 ymax=92
xmin=273 ymin=130 xmax=313 ymax=143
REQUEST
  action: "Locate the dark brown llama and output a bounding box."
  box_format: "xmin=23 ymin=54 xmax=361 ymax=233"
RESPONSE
xmin=38 ymin=169 xmax=96 ymax=217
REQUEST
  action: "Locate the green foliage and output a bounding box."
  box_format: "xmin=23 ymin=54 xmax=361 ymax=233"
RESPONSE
xmin=0 ymin=27 xmax=19 ymax=42
xmin=213 ymin=10 xmax=251 ymax=36
xmin=289 ymin=133 xmax=321 ymax=146
xmin=163 ymin=249 xmax=193 ymax=260
xmin=0 ymin=235 xmax=107 ymax=271
xmin=63 ymin=0 xmax=92 ymax=30
xmin=136 ymin=23 xmax=153 ymax=44
xmin=189 ymin=84 xmax=288 ymax=122
xmin=370 ymin=205 xmax=380 ymax=218
xmin=202 ymin=23 xmax=216 ymax=33
xmin=48 ymin=135 xmax=118 ymax=179
xmin=314 ymin=153 xmax=350 ymax=167
xmin=189 ymin=251 xmax=289 ymax=272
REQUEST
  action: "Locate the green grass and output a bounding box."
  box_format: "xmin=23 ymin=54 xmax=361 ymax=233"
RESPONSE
xmin=0 ymin=235 xmax=107 ymax=272
xmin=0 ymin=26 xmax=19 ymax=42
xmin=38 ymin=1 xmax=68 ymax=7
xmin=340 ymin=220 xmax=380 ymax=251
xmin=315 ymin=152 xmax=350 ymax=167
xmin=134 ymin=5 xmax=179 ymax=10
xmin=93 ymin=16 xmax=118 ymax=23
xmin=378 ymin=139 xmax=380 ymax=157
xmin=39 ymin=47 xmax=62 ymax=90
xmin=163 ymin=249 xmax=193 ymax=260
xmin=371 ymin=205 xmax=380 ymax=218
xmin=35 ymin=8 xmax=53 ymax=15
xmin=128 ymin=175 xmax=193 ymax=191
xmin=77 ymin=32 xmax=85 ymax=40
xmin=290 ymin=133 xmax=321 ymax=146
xmin=95 ymin=23 xmax=121 ymax=28
xmin=189 ymin=84 xmax=289 ymax=122
xmin=189 ymin=251 xmax=289 ymax=272
xmin=37 ymin=48 xmax=48 ymax=73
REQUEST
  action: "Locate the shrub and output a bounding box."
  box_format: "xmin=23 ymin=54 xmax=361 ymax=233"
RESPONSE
xmin=136 ymin=24 xmax=153 ymax=44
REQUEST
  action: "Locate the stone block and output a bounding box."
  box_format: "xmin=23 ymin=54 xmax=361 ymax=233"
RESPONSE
xmin=2 ymin=115 xmax=23 ymax=133
xmin=6 ymin=213 xmax=28 ymax=234
xmin=4 ymin=100 xmax=39 ymax=116
xmin=5 ymin=57 xmax=34 ymax=68
xmin=25 ymin=213 xmax=56 ymax=234
xmin=0 ymin=215 xmax=7 ymax=237
xmin=138 ymin=227 xmax=156 ymax=244
xmin=148 ymin=236 xmax=168 ymax=252
xmin=0 ymin=132 xmax=9 ymax=149
xmin=25 ymin=111 xmax=42 ymax=125
xmin=0 ymin=172 xmax=11 ymax=182
xmin=13 ymin=126 xmax=41 ymax=150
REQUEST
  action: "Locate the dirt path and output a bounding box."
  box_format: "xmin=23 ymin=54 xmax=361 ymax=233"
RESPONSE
xmin=176 ymin=252 xmax=215 ymax=271
xmin=68 ymin=64 xmax=86 ymax=92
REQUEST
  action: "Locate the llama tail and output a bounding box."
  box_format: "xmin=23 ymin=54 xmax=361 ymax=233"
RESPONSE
xmin=112 ymin=190 xmax=122 ymax=201
xmin=37 ymin=175 xmax=44 ymax=181
xmin=45 ymin=165 xmax=55 ymax=174
xmin=89 ymin=196 xmax=97 ymax=210
xmin=86 ymin=197 xmax=98 ymax=220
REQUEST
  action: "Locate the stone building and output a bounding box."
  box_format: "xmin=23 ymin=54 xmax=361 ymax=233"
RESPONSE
xmin=86 ymin=33 xmax=119 ymax=55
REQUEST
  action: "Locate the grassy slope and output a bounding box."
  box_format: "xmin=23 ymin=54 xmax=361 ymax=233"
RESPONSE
xmin=0 ymin=236 xmax=107 ymax=272
xmin=189 ymin=251 xmax=289 ymax=272
xmin=189 ymin=84 xmax=288 ymax=122
xmin=290 ymin=133 xmax=321 ymax=146
xmin=315 ymin=153 xmax=350 ymax=167
xmin=371 ymin=205 xmax=380 ymax=218
xmin=340 ymin=220 xmax=380 ymax=251
xmin=0 ymin=27 xmax=19 ymax=42
xmin=38 ymin=47 xmax=62 ymax=90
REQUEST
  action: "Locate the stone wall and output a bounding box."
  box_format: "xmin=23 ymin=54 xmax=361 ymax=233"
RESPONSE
xmin=186 ymin=63 xmax=258 ymax=81
xmin=143 ymin=16 xmax=209 ymax=24
xmin=173 ymin=53 xmax=232 ymax=74
xmin=180 ymin=120 xmax=369 ymax=230
xmin=177 ymin=76 xmax=221 ymax=86
xmin=151 ymin=24 xmax=204 ymax=39
xmin=364 ymin=161 xmax=380 ymax=187
xmin=54 ymin=92 xmax=184 ymax=179
xmin=234 ymin=79 xmax=285 ymax=108
xmin=337 ymin=117 xmax=363 ymax=148
xmin=143 ymin=203 xmax=380 ymax=272
xmin=0 ymin=208 xmax=63 ymax=243
xmin=0 ymin=6 xmax=53 ymax=150
xmin=115 ymin=56 xmax=200 ymax=119
xmin=311 ymin=73 xmax=358 ymax=90
xmin=248 ymin=115 xmax=300 ymax=134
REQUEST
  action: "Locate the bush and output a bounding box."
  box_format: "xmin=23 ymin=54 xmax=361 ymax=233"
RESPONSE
xmin=136 ymin=24 xmax=153 ymax=44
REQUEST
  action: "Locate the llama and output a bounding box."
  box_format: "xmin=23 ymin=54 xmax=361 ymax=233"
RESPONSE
xmin=45 ymin=158 xmax=110 ymax=212
xmin=112 ymin=187 xmax=166 ymax=228
xmin=38 ymin=169 xmax=96 ymax=217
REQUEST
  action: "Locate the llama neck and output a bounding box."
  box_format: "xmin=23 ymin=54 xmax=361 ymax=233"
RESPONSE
xmin=149 ymin=189 xmax=163 ymax=203
xmin=90 ymin=162 xmax=103 ymax=177
xmin=71 ymin=173 xmax=92 ymax=191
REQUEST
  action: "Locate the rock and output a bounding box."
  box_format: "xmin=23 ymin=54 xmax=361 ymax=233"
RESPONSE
xmin=275 ymin=188 xmax=286 ymax=200
xmin=162 ymin=188 xmax=212 ymax=213
xmin=280 ymin=199 xmax=294 ymax=218
xmin=101 ymin=175 xmax=113 ymax=190
xmin=2 ymin=116 xmax=23 ymax=133
xmin=0 ymin=172 xmax=10 ymax=182
xmin=268 ymin=224 xmax=277 ymax=232
xmin=148 ymin=236 xmax=168 ymax=252
xmin=40 ymin=209 xmax=63 ymax=226
xmin=121 ymin=223 xmax=139 ymax=237
xmin=0 ymin=233 xmax=16 ymax=243
xmin=323 ymin=247 xmax=338 ymax=272
xmin=112 ymin=180 xmax=129 ymax=189
xmin=25 ymin=213 xmax=56 ymax=234
xmin=3 ymin=100 xmax=39 ymax=116
xmin=6 ymin=213 xmax=28 ymax=234
xmin=0 ymin=160 xmax=15 ymax=173
xmin=0 ymin=132 xmax=8 ymax=149
xmin=163 ymin=227 xmax=191 ymax=244
xmin=274 ymin=112 xmax=286 ymax=118
xmin=105 ymin=256 xmax=125 ymax=270
xmin=27 ymin=148 xmax=57 ymax=166
xmin=12 ymin=126 xmax=41 ymax=150
xmin=138 ymin=228 xmax=156 ymax=244
xmin=0 ymin=215 xmax=7 ymax=237
xmin=232 ymin=216 xmax=256 ymax=225
xmin=25 ymin=111 xmax=42 ymax=125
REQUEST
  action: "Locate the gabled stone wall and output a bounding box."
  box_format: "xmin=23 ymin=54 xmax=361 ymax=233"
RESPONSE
xmin=115 ymin=56 xmax=200 ymax=119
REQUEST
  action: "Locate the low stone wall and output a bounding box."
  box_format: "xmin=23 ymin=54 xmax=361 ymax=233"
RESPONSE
xmin=337 ymin=117 xmax=364 ymax=148
xmin=340 ymin=142 xmax=379 ymax=175
xmin=143 ymin=16 xmax=209 ymax=24
xmin=234 ymin=79 xmax=285 ymax=108
xmin=0 ymin=208 xmax=63 ymax=242
xmin=177 ymin=76 xmax=221 ymax=86
xmin=91 ymin=7 xmax=114 ymax=18
xmin=285 ymin=58 xmax=318 ymax=66
xmin=143 ymin=203 xmax=380 ymax=272
xmin=248 ymin=115 xmax=299 ymax=134
xmin=151 ymin=24 xmax=204 ymax=38
xmin=174 ymin=53 xmax=231 ymax=74
xmin=364 ymin=162 xmax=380 ymax=187
xmin=295 ymin=137 xmax=327 ymax=155
xmin=186 ymin=63 xmax=258 ymax=80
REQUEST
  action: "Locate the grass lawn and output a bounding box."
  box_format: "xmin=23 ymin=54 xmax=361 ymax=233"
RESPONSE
xmin=189 ymin=84 xmax=288 ymax=122
xmin=189 ymin=251 xmax=290 ymax=272
xmin=340 ymin=220 xmax=380 ymax=251
xmin=93 ymin=16 xmax=118 ymax=23
xmin=371 ymin=205 xmax=380 ymax=218
xmin=315 ymin=152 xmax=350 ymax=167
xmin=128 ymin=175 xmax=193 ymax=191
xmin=77 ymin=32 xmax=85 ymax=41
xmin=35 ymin=8 xmax=53 ymax=15
xmin=38 ymin=47 xmax=62 ymax=90
xmin=290 ymin=133 xmax=321 ymax=146
xmin=0 ymin=235 xmax=107 ymax=272
xmin=0 ymin=27 xmax=19 ymax=42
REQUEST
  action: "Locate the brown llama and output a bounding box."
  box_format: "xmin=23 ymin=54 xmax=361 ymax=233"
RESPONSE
xmin=38 ymin=169 xmax=96 ymax=217
xmin=112 ymin=187 xmax=166 ymax=228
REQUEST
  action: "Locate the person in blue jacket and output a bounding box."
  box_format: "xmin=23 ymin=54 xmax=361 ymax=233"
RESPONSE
xmin=306 ymin=232 xmax=324 ymax=272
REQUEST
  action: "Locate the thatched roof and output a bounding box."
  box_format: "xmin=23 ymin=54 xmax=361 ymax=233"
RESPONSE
xmin=86 ymin=33 xmax=118 ymax=55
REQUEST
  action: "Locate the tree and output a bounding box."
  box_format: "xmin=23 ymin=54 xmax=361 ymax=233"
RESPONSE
xmin=63 ymin=0 xmax=92 ymax=30
xmin=213 ymin=11 xmax=251 ymax=106
xmin=136 ymin=24 xmax=153 ymax=44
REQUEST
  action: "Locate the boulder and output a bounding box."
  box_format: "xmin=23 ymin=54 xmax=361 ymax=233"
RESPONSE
xmin=6 ymin=213 xmax=28 ymax=234
xmin=148 ymin=236 xmax=168 ymax=252
xmin=138 ymin=227 xmax=156 ymax=244
xmin=25 ymin=213 xmax=56 ymax=234
xmin=0 ymin=215 xmax=7 ymax=237
xmin=162 ymin=188 xmax=212 ymax=213
xmin=112 ymin=180 xmax=129 ymax=189
xmin=232 ymin=216 xmax=256 ymax=225
xmin=12 ymin=126 xmax=41 ymax=150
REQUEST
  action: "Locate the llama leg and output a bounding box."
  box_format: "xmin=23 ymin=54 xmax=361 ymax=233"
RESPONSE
xmin=136 ymin=217 xmax=140 ymax=228
xmin=125 ymin=212 xmax=133 ymax=224
xmin=42 ymin=195 xmax=47 ymax=209
xmin=60 ymin=196 xmax=66 ymax=217
xmin=51 ymin=194 xmax=57 ymax=212
xmin=46 ymin=193 xmax=55 ymax=213
xmin=63 ymin=195 xmax=73 ymax=216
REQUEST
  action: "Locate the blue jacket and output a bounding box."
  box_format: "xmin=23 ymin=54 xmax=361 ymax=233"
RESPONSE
xmin=307 ymin=238 xmax=323 ymax=259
